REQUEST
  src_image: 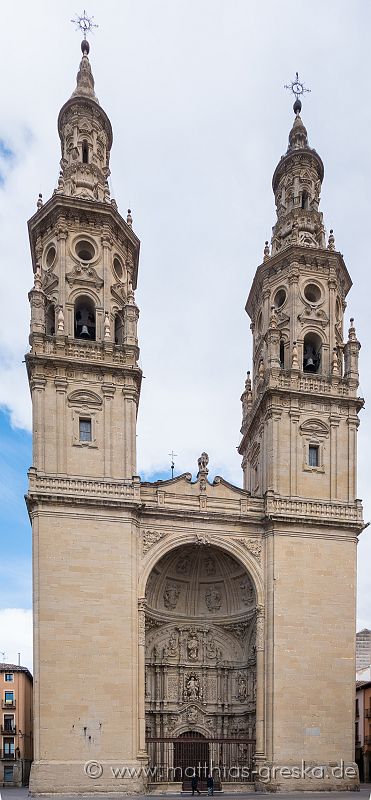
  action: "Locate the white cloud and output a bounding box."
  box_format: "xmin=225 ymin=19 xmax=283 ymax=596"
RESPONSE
xmin=0 ymin=0 xmax=370 ymax=629
xmin=0 ymin=609 xmax=33 ymax=672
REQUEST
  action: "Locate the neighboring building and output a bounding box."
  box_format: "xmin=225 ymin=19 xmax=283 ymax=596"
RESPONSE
xmin=355 ymin=680 xmax=371 ymax=781
xmin=356 ymin=629 xmax=371 ymax=672
xmin=0 ymin=664 xmax=33 ymax=786
xmin=25 ymin=37 xmax=364 ymax=795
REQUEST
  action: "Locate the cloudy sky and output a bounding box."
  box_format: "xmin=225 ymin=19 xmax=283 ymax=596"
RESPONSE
xmin=0 ymin=0 xmax=370 ymax=670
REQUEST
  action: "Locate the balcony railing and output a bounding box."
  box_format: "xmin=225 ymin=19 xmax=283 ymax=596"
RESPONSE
xmin=1 ymin=700 xmax=16 ymax=709
xmin=1 ymin=726 xmax=16 ymax=735
xmin=365 ymin=708 xmax=371 ymax=718
xmin=0 ymin=751 xmax=15 ymax=760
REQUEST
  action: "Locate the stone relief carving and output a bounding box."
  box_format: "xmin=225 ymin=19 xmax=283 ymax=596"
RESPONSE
xmin=176 ymin=555 xmax=191 ymax=575
xmin=187 ymin=706 xmax=199 ymax=723
xmin=184 ymin=673 xmax=202 ymax=701
xmin=240 ymin=578 xmax=255 ymax=606
xmin=232 ymin=536 xmax=262 ymax=561
xmin=204 ymin=556 xmax=216 ymax=575
xmin=142 ymin=529 xmax=166 ymax=555
xmin=205 ymin=584 xmax=222 ymax=612
xmin=163 ymin=581 xmax=181 ymax=610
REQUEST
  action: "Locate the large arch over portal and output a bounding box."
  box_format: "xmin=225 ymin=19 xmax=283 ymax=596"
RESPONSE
xmin=143 ymin=543 xmax=258 ymax=785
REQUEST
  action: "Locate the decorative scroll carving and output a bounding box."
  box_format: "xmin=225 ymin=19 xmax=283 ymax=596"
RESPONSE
xmin=142 ymin=529 xmax=166 ymax=555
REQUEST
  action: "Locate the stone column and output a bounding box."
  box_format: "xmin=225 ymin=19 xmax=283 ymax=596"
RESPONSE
xmin=102 ymin=383 xmax=116 ymax=478
xmin=255 ymin=604 xmax=265 ymax=765
xmin=138 ymin=598 xmax=147 ymax=757
xmin=31 ymin=378 xmax=47 ymax=471
xmin=289 ymin=410 xmax=300 ymax=496
xmin=329 ymin=413 xmax=340 ymax=500
xmin=123 ymin=384 xmax=138 ymax=478
xmin=54 ymin=377 xmax=68 ymax=474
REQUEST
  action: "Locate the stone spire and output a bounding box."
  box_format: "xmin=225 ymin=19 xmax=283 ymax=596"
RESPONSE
xmin=270 ymin=103 xmax=326 ymax=254
xmin=56 ymin=39 xmax=113 ymax=203
xmin=70 ymin=40 xmax=99 ymax=103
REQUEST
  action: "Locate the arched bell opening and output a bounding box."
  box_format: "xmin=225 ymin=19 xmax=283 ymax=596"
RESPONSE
xmin=144 ymin=543 xmax=257 ymax=787
xmin=74 ymin=295 xmax=96 ymax=340
xmin=114 ymin=313 xmax=124 ymax=345
xmin=82 ymin=140 xmax=89 ymax=164
xmin=46 ymin=303 xmax=56 ymax=336
xmin=303 ymin=331 xmax=322 ymax=373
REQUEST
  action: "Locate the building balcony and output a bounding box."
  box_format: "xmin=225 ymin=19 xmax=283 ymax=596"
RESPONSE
xmin=1 ymin=700 xmax=16 ymax=709
xmin=365 ymin=708 xmax=371 ymax=718
xmin=0 ymin=751 xmax=15 ymax=760
xmin=355 ymin=739 xmax=362 ymax=747
xmin=1 ymin=726 xmax=16 ymax=735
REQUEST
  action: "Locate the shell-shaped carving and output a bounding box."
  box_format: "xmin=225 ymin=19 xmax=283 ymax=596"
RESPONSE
xmin=67 ymin=389 xmax=102 ymax=407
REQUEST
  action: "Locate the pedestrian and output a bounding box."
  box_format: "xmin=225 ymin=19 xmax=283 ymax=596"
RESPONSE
xmin=207 ymin=773 xmax=214 ymax=796
xmin=191 ymin=773 xmax=201 ymax=795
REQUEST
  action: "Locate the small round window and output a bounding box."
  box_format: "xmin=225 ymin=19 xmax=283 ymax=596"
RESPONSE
xmin=75 ymin=240 xmax=95 ymax=262
xmin=274 ymin=288 xmax=287 ymax=309
xmin=304 ymin=283 xmax=322 ymax=304
xmin=113 ymin=256 xmax=123 ymax=280
xmin=45 ymin=245 xmax=56 ymax=269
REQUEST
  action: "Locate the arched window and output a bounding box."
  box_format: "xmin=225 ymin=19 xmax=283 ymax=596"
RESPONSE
xmin=46 ymin=303 xmax=55 ymax=336
xmin=303 ymin=332 xmax=322 ymax=373
xmin=82 ymin=141 xmax=89 ymax=164
xmin=74 ymin=296 xmax=96 ymax=340
xmin=301 ymin=190 xmax=309 ymax=210
xmin=280 ymin=339 xmax=285 ymax=369
xmin=114 ymin=313 xmax=124 ymax=345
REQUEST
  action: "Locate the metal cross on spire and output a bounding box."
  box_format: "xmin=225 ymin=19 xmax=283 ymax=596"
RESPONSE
xmin=169 ymin=450 xmax=178 ymax=479
xmin=71 ymin=9 xmax=98 ymax=40
xmin=284 ymin=71 xmax=311 ymax=114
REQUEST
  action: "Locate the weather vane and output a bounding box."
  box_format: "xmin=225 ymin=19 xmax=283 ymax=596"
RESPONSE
xmin=71 ymin=9 xmax=98 ymax=40
xmin=169 ymin=450 xmax=178 ymax=479
xmin=284 ymin=71 xmax=311 ymax=113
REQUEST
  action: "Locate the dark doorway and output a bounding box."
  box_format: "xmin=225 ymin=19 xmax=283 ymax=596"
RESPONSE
xmin=174 ymin=732 xmax=209 ymax=790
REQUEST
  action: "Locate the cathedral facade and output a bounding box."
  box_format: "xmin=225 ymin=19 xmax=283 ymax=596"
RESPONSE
xmin=26 ymin=40 xmax=363 ymax=793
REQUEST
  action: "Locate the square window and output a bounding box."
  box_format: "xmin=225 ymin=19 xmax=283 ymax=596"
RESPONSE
xmin=4 ymin=691 xmax=14 ymax=704
xmin=309 ymin=445 xmax=319 ymax=467
xmin=4 ymin=766 xmax=14 ymax=782
xmin=79 ymin=418 xmax=92 ymax=442
xmin=4 ymin=737 xmax=14 ymax=755
xmin=4 ymin=673 xmax=13 ymax=682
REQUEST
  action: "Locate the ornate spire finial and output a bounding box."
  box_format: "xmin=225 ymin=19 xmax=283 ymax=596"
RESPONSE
xmin=127 ymin=209 xmax=133 ymax=227
xmin=263 ymin=240 xmax=270 ymax=261
xmin=36 ymin=193 xmax=43 ymax=210
xmin=71 ymin=10 xmax=98 ymax=51
xmin=284 ymin=71 xmax=311 ymax=115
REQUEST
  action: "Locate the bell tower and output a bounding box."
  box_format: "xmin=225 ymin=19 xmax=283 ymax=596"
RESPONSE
xmin=239 ymin=98 xmax=362 ymax=504
xmin=26 ymin=38 xmax=145 ymax=794
xmin=27 ymin=38 xmax=141 ymax=482
xmin=239 ymin=89 xmax=364 ymax=786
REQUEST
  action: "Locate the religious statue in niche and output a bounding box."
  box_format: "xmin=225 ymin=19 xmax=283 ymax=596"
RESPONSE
xmin=164 ymin=630 xmax=179 ymax=659
xmin=187 ymin=629 xmax=199 ymax=661
xmin=205 ymin=585 xmax=222 ymax=612
xmin=163 ymin=582 xmax=180 ymax=610
xmin=240 ymin=578 xmax=254 ymax=606
xmin=185 ymin=673 xmax=201 ymax=701
xmin=237 ymin=671 xmax=247 ymax=702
